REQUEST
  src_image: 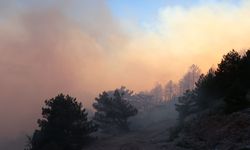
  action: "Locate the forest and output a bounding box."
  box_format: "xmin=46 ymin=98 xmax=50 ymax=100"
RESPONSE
xmin=25 ymin=50 xmax=250 ymax=150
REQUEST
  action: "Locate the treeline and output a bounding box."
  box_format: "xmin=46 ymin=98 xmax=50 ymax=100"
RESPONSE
xmin=25 ymin=53 xmax=222 ymax=150
xmin=25 ymin=88 xmax=139 ymax=150
xmin=173 ymin=50 xmax=250 ymax=139
xmin=24 ymin=65 xmax=202 ymax=150
xmin=145 ymin=64 xmax=201 ymax=103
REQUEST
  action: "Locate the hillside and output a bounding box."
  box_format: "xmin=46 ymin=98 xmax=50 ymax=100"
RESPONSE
xmin=85 ymin=101 xmax=185 ymax=150
xmin=172 ymin=109 xmax=250 ymax=150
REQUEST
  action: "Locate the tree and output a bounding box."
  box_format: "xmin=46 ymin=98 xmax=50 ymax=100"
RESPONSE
xmin=215 ymin=50 xmax=241 ymax=96
xmin=224 ymin=82 xmax=249 ymax=113
xmin=177 ymin=50 xmax=250 ymax=115
xmin=240 ymin=50 xmax=250 ymax=86
xmin=172 ymin=50 xmax=250 ymax=141
xmin=26 ymin=94 xmax=97 ymax=150
xmin=179 ymin=64 xmax=201 ymax=94
xmin=164 ymin=80 xmax=178 ymax=101
xmin=131 ymin=91 xmax=155 ymax=112
xmin=150 ymin=83 xmax=163 ymax=103
xmin=194 ymin=68 xmax=217 ymax=110
xmin=217 ymin=50 xmax=250 ymax=113
xmin=175 ymin=90 xmax=196 ymax=123
xmin=111 ymin=86 xmax=134 ymax=102
xmin=93 ymin=88 xmax=138 ymax=132
xmin=189 ymin=64 xmax=202 ymax=89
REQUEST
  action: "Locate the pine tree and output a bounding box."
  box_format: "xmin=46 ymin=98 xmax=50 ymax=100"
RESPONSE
xmin=93 ymin=89 xmax=138 ymax=132
xmin=26 ymin=94 xmax=97 ymax=150
xmin=218 ymin=50 xmax=250 ymax=112
xmin=194 ymin=68 xmax=217 ymax=110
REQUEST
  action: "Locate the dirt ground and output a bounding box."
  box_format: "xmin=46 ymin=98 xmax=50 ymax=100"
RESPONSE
xmin=84 ymin=119 xmax=185 ymax=150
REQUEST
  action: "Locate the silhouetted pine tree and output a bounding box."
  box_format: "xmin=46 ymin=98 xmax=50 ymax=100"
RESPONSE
xmin=215 ymin=50 xmax=241 ymax=96
xmin=194 ymin=68 xmax=217 ymax=110
xmin=26 ymin=94 xmax=97 ymax=150
xmin=93 ymin=89 xmax=138 ymax=132
xmin=218 ymin=50 xmax=250 ymax=113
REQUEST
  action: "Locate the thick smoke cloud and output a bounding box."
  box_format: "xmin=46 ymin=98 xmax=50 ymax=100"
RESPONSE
xmin=1 ymin=0 xmax=250 ymax=144
xmin=0 ymin=0 xmax=126 ymax=138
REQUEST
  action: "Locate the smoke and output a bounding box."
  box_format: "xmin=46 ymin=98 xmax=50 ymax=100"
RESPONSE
xmin=121 ymin=0 xmax=250 ymax=85
xmin=0 ymin=0 xmax=127 ymax=138
xmin=1 ymin=0 xmax=250 ymax=144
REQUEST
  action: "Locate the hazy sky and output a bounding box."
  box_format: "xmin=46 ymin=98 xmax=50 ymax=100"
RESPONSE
xmin=1 ymin=0 xmax=250 ymax=139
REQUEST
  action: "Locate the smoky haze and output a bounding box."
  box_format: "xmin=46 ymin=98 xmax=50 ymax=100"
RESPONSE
xmin=0 ymin=0 xmax=127 ymax=138
xmin=1 ymin=0 xmax=250 ymax=148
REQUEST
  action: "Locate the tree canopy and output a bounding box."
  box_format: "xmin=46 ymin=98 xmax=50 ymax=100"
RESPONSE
xmin=26 ymin=94 xmax=97 ymax=150
xmin=176 ymin=50 xmax=250 ymax=120
xmin=93 ymin=88 xmax=138 ymax=132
